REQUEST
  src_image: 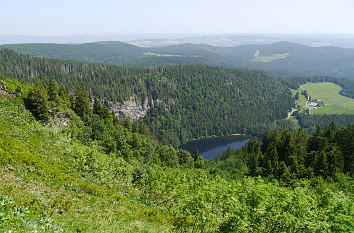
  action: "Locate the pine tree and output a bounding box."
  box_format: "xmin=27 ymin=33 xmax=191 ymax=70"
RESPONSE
xmin=263 ymin=142 xmax=278 ymax=176
xmin=246 ymin=137 xmax=261 ymax=154
xmin=112 ymin=110 xmax=119 ymax=126
xmin=308 ymin=125 xmax=326 ymax=152
xmin=178 ymin=150 xmax=194 ymax=168
xmin=193 ymin=149 xmax=205 ymax=169
xmin=295 ymin=128 xmax=307 ymax=161
xmin=121 ymin=118 xmax=133 ymax=131
xmin=279 ymin=130 xmax=297 ymax=167
xmin=278 ymin=161 xmax=291 ymax=184
xmin=101 ymin=105 xmax=113 ymax=123
xmin=314 ymin=151 xmax=329 ymax=177
xmin=74 ymin=86 xmax=92 ymax=120
xmin=327 ymin=148 xmax=344 ymax=177
xmin=325 ymin=122 xmax=337 ymax=146
xmin=47 ymin=77 xmax=58 ymax=103
xmin=58 ymin=84 xmax=70 ymax=107
xmin=93 ymin=96 xmax=103 ymax=116
xmin=26 ymin=82 xmax=50 ymax=121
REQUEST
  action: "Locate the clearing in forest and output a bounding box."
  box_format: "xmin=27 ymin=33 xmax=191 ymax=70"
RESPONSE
xmin=292 ymin=82 xmax=354 ymax=114
xmin=252 ymin=49 xmax=289 ymax=62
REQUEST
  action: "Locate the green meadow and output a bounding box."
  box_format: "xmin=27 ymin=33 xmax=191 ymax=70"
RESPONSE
xmin=253 ymin=50 xmax=289 ymax=62
xmin=293 ymin=82 xmax=354 ymax=114
xmin=143 ymin=52 xmax=183 ymax=57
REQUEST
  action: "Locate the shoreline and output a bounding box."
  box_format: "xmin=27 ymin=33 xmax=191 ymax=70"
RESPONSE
xmin=230 ymin=133 xmax=247 ymax=136
xmin=182 ymin=133 xmax=249 ymax=145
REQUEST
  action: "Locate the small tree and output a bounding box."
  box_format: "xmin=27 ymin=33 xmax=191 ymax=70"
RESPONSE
xmin=93 ymin=96 xmax=103 ymax=116
xmin=58 ymin=84 xmax=70 ymax=108
xmin=193 ymin=149 xmax=206 ymax=169
xmin=26 ymin=82 xmax=50 ymax=121
xmin=178 ymin=150 xmax=194 ymax=168
xmin=74 ymin=86 xmax=92 ymax=120
xmin=47 ymin=77 xmax=58 ymax=103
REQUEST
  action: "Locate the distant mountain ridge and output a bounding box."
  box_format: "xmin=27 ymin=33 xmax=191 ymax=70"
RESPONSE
xmin=2 ymin=41 xmax=354 ymax=79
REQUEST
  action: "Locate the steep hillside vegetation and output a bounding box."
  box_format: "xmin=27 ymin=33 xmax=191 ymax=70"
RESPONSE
xmin=0 ymin=48 xmax=293 ymax=146
xmin=3 ymin=41 xmax=354 ymax=80
xmin=1 ymin=78 xmax=353 ymax=232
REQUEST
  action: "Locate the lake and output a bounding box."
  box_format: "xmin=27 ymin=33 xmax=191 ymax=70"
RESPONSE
xmin=180 ymin=135 xmax=249 ymax=160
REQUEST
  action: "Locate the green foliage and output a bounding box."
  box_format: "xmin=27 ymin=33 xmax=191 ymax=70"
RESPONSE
xmin=297 ymin=113 xmax=354 ymax=135
xmin=25 ymin=82 xmax=50 ymax=121
xmin=1 ymin=77 xmax=353 ymax=232
xmin=238 ymin=123 xmax=353 ymax=182
xmin=294 ymin=82 xmax=354 ymax=114
xmin=193 ymin=150 xmax=206 ymax=169
xmin=291 ymin=76 xmax=354 ymax=99
xmin=73 ymin=86 xmax=92 ymax=120
xmin=47 ymin=77 xmax=58 ymax=102
xmin=0 ymin=48 xmax=293 ymax=146
xmin=4 ymin=41 xmax=354 ymax=81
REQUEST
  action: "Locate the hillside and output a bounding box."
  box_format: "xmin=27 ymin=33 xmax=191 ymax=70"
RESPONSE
xmin=293 ymin=82 xmax=354 ymax=114
xmin=0 ymin=41 xmax=214 ymax=66
xmin=0 ymin=48 xmax=293 ymax=146
xmin=1 ymin=77 xmax=353 ymax=232
xmin=3 ymin=41 xmax=354 ymax=80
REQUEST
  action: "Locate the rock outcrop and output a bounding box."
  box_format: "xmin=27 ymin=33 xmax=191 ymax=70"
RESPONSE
xmin=106 ymin=96 xmax=150 ymax=120
xmin=0 ymin=81 xmax=22 ymax=98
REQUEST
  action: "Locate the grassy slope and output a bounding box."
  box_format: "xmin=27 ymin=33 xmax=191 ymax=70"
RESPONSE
xmin=293 ymin=82 xmax=354 ymax=114
xmin=252 ymin=49 xmax=289 ymax=62
xmin=0 ymin=79 xmax=171 ymax=232
xmin=1 ymin=78 xmax=353 ymax=232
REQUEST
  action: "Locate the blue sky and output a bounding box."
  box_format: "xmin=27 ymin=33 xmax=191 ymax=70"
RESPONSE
xmin=1 ymin=0 xmax=354 ymax=35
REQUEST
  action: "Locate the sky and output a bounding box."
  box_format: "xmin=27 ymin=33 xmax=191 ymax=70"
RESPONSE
xmin=1 ymin=0 xmax=354 ymax=36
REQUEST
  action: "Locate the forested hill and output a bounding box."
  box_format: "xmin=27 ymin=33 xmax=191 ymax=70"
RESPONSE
xmin=0 ymin=41 xmax=215 ymax=66
xmin=0 ymin=48 xmax=293 ymax=145
xmin=3 ymin=41 xmax=354 ymax=80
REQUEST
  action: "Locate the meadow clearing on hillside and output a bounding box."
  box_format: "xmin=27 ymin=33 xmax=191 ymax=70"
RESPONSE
xmin=253 ymin=49 xmax=289 ymax=62
xmin=293 ymin=82 xmax=354 ymax=114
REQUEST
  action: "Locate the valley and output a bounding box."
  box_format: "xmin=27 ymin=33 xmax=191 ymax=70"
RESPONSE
xmin=0 ymin=48 xmax=293 ymax=146
xmin=2 ymin=0 xmax=354 ymax=232
xmin=0 ymin=76 xmax=353 ymax=232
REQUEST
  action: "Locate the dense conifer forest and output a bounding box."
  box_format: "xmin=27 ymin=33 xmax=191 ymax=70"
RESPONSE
xmin=0 ymin=48 xmax=293 ymax=145
xmin=3 ymin=41 xmax=354 ymax=80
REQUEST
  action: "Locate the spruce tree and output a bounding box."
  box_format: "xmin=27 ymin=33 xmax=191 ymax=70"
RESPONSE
xmin=74 ymin=86 xmax=92 ymax=120
xmin=308 ymin=125 xmax=326 ymax=152
xmin=193 ymin=149 xmax=205 ymax=169
xmin=112 ymin=110 xmax=119 ymax=126
xmin=26 ymin=82 xmax=50 ymax=121
xmin=102 ymin=105 xmax=113 ymax=123
xmin=93 ymin=96 xmax=103 ymax=116
xmin=47 ymin=77 xmax=58 ymax=103
xmin=58 ymin=84 xmax=70 ymax=107
xmin=314 ymin=151 xmax=329 ymax=177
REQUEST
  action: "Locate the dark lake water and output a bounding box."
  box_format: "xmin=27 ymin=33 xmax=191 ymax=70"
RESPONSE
xmin=181 ymin=135 xmax=249 ymax=160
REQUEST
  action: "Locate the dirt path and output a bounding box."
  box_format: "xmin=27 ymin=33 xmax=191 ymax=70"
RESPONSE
xmin=286 ymin=108 xmax=298 ymax=119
